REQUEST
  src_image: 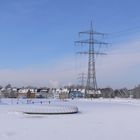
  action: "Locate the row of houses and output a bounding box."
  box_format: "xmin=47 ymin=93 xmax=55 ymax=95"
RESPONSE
xmin=0 ymin=86 xmax=140 ymax=99
xmin=0 ymin=87 xmax=85 ymax=99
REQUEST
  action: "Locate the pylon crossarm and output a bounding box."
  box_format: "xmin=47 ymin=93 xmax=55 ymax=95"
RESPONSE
xmin=75 ymin=40 xmax=108 ymax=45
xmin=79 ymin=31 xmax=106 ymax=36
xmin=77 ymin=51 xmax=106 ymax=55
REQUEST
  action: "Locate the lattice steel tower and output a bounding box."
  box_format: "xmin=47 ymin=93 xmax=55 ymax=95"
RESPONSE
xmin=75 ymin=22 xmax=108 ymax=96
xmin=77 ymin=73 xmax=86 ymax=89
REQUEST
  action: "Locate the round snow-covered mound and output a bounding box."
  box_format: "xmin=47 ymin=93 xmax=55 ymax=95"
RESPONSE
xmin=21 ymin=105 xmax=78 ymax=115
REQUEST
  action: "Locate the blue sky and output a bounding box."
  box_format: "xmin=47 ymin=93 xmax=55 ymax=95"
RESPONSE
xmin=0 ymin=0 xmax=140 ymax=88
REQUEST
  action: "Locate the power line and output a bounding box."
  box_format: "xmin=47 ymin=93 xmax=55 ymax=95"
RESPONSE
xmin=109 ymin=26 xmax=140 ymax=35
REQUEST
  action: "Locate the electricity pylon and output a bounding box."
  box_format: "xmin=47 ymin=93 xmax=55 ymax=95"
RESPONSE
xmin=75 ymin=21 xmax=108 ymax=97
xmin=77 ymin=73 xmax=86 ymax=89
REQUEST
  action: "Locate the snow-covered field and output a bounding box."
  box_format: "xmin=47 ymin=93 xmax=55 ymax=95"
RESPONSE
xmin=0 ymin=98 xmax=140 ymax=140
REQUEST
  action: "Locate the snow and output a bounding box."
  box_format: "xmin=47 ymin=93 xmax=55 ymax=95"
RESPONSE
xmin=0 ymin=98 xmax=140 ymax=140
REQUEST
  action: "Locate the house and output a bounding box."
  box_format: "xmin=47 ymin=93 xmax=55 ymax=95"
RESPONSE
xmin=17 ymin=88 xmax=36 ymax=98
xmin=36 ymin=89 xmax=49 ymax=98
xmin=69 ymin=91 xmax=85 ymax=99
xmin=27 ymin=90 xmax=35 ymax=98
xmin=86 ymin=90 xmax=101 ymax=98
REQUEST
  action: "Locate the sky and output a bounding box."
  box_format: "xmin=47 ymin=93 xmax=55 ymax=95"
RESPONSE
xmin=0 ymin=0 xmax=140 ymax=88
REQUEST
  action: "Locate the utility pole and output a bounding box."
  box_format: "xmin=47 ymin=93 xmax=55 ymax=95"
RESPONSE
xmin=77 ymin=73 xmax=86 ymax=89
xmin=75 ymin=21 xmax=108 ymax=98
